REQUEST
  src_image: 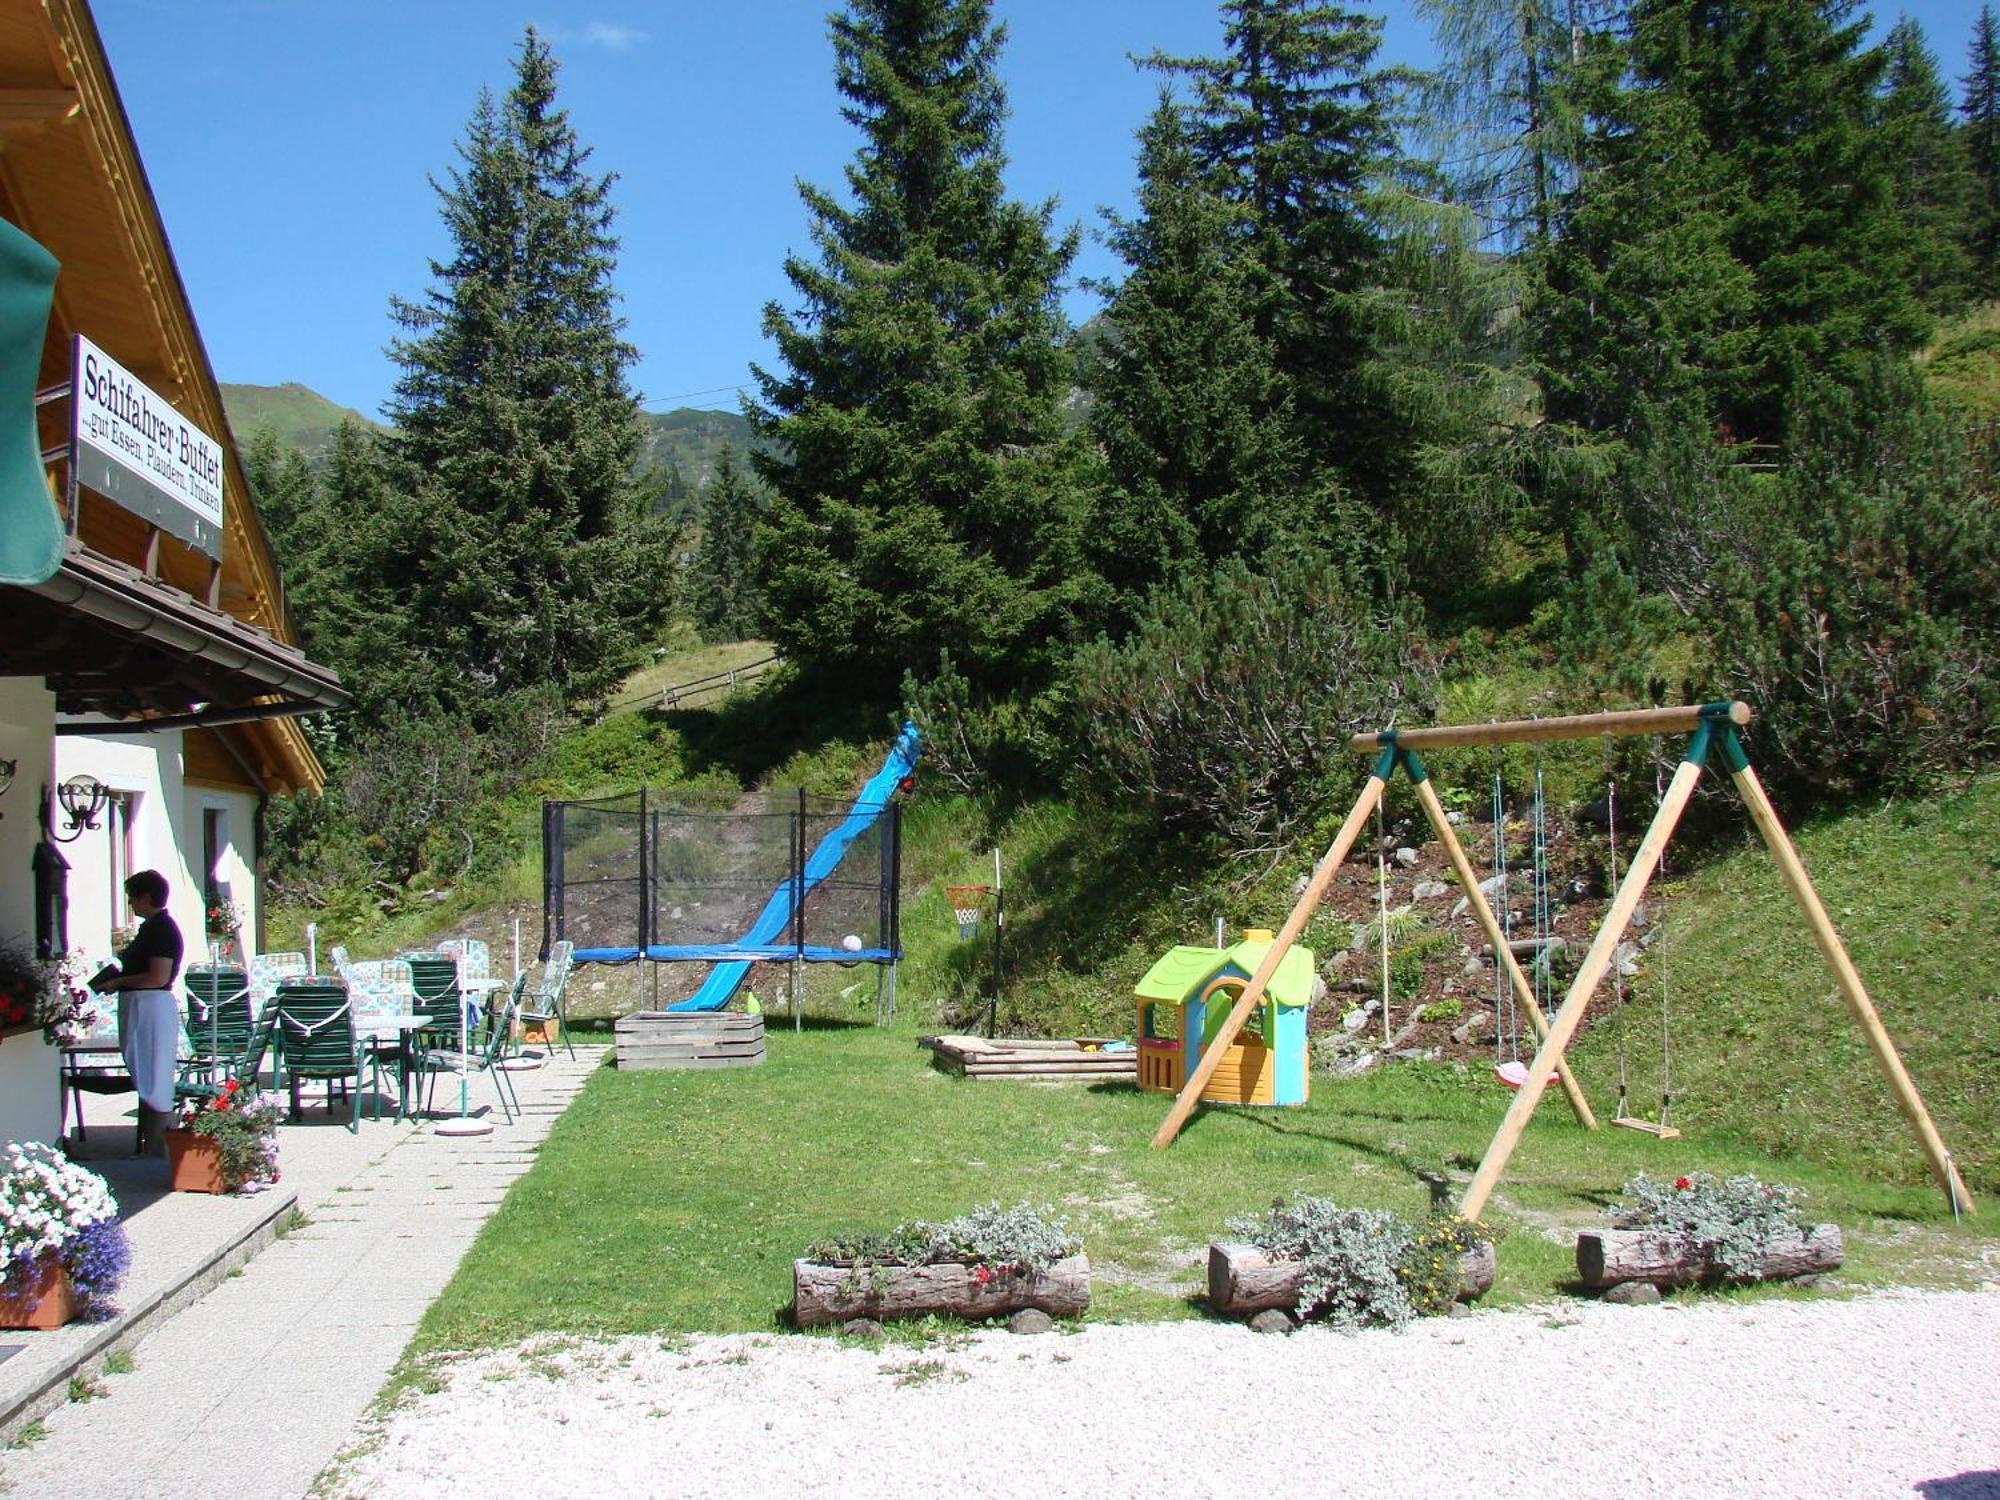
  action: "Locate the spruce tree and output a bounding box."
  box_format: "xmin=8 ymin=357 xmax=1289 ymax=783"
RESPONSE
xmin=1086 ymin=98 xmax=1314 ymax=610
xmin=240 ymin=425 xmax=317 ymax=574
xmin=385 ymin=28 xmax=657 ymax=717
xmin=1963 ymin=4 xmax=2000 ymax=293
xmin=691 ymin=446 xmax=762 ymax=642
xmin=1641 ymin=0 xmax=1929 ymax=438
xmin=1537 ymin=0 xmax=1929 ymax=447
xmin=1881 ymin=17 xmax=1976 ymax=316
xmin=751 ymin=0 xmax=1097 ymax=696
xmin=1148 ymin=2 xmax=1471 ymax=534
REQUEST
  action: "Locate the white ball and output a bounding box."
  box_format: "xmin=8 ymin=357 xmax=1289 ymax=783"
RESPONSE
xmin=841 ymin=934 xmax=863 ymax=953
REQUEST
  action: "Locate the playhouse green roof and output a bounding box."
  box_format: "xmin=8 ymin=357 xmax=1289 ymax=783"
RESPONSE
xmin=1133 ymin=938 xmax=1316 ymax=1007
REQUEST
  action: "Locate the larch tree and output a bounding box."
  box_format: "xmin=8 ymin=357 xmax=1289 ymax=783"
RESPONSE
xmin=384 ymin=28 xmax=665 ymax=720
xmin=1962 ymin=4 xmax=2000 ymax=294
xmin=750 ymin=0 xmax=1098 ymax=700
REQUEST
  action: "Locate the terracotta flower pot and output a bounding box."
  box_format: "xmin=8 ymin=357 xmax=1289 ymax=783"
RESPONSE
xmin=0 ymin=1251 xmax=76 ymax=1329
xmin=165 ymin=1128 xmax=225 ymax=1194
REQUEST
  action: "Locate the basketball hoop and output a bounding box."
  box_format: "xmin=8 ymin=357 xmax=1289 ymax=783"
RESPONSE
xmin=946 ymin=884 xmax=990 ymax=941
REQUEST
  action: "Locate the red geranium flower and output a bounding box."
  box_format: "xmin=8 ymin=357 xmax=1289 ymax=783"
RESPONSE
xmin=974 ymin=1265 xmax=993 ymax=1285
xmin=1675 ymin=1176 xmax=1692 ymax=1191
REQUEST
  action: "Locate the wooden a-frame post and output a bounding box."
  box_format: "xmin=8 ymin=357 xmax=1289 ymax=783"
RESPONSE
xmin=1151 ymin=698 xmax=1975 ymax=1221
xmin=1454 ymin=703 xmax=1974 ymax=1220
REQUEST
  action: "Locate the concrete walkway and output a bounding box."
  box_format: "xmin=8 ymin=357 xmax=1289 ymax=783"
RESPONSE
xmin=0 ymin=1046 xmax=602 ymax=1500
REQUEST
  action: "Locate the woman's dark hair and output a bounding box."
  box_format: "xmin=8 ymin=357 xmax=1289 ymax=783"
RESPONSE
xmin=124 ymin=869 xmax=169 ymax=906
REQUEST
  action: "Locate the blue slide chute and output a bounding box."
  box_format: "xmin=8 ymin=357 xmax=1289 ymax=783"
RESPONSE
xmin=664 ymin=721 xmax=921 ymax=1011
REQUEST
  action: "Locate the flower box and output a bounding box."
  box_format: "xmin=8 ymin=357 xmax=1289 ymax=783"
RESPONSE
xmin=791 ymin=1253 xmax=1091 ymax=1328
xmin=0 ymin=1251 xmax=76 ymax=1329
xmin=1574 ymin=1225 xmax=1844 ymax=1289
xmin=1205 ymin=1239 xmax=1497 ymax=1318
xmin=165 ymin=1129 xmax=225 ymax=1194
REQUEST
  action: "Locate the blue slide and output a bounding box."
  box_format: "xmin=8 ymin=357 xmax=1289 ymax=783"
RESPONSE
xmin=664 ymin=721 xmax=922 ymax=1011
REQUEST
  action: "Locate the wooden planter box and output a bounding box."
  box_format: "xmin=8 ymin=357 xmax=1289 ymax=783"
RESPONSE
xmin=1575 ymin=1225 xmax=1844 ymax=1290
xmin=928 ymin=1035 xmax=1136 ymax=1083
xmin=165 ymin=1129 xmax=225 ymax=1194
xmin=1206 ymin=1239 xmax=1497 ymax=1319
xmin=793 ymin=1253 xmax=1091 ymax=1328
xmin=0 ymin=1252 xmax=76 ymax=1329
xmin=615 ymin=1011 xmax=764 ymax=1071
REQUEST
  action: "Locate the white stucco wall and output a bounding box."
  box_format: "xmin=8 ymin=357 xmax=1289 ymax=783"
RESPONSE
xmin=0 ymin=676 xmax=60 ymax=1145
xmin=52 ymin=729 xmax=258 ymax=968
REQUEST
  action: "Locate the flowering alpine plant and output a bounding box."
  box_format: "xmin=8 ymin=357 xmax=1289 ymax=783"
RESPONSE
xmin=0 ymin=1141 xmax=128 ymax=1317
xmin=181 ymin=1081 xmax=283 ymax=1192
xmin=1608 ymin=1171 xmax=1808 ymax=1280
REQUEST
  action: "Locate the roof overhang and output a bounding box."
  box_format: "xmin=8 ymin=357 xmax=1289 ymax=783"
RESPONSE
xmin=0 ymin=539 xmax=347 ymax=721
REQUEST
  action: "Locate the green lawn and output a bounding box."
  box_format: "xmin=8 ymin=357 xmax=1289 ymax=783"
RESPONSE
xmin=409 ymin=1020 xmax=1991 ymax=1356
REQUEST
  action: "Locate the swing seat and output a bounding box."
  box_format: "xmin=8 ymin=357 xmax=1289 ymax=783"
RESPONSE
xmin=1494 ymin=1059 xmax=1530 ymax=1089
xmin=1612 ymin=1116 xmax=1682 ymax=1139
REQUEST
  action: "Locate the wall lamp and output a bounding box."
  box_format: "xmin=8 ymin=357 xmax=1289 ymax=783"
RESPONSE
xmin=51 ymin=773 xmax=108 ymax=844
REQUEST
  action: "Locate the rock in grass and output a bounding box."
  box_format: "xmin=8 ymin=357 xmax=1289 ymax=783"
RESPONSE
xmin=1007 ymin=1309 xmax=1054 ymax=1335
xmin=1249 ymin=1309 xmax=1296 ymax=1334
xmin=842 ymin=1318 xmax=885 ymax=1337
xmin=1602 ymin=1281 xmax=1663 ymax=1306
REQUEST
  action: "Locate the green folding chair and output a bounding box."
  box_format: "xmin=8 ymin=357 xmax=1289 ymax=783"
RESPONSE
xmin=275 ymin=979 xmax=364 ymax=1131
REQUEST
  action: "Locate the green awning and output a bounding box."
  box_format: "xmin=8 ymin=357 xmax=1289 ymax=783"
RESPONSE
xmin=0 ymin=216 xmax=59 ymax=586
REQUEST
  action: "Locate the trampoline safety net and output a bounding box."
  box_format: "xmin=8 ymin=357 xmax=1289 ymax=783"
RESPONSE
xmin=542 ymin=788 xmax=902 ymax=964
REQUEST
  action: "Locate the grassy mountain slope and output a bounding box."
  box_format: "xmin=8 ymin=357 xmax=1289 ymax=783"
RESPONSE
xmin=220 ymin=381 xmax=379 ymax=454
xmin=222 ymin=379 xmax=755 ymax=521
xmin=636 ymin=406 xmax=754 ymax=489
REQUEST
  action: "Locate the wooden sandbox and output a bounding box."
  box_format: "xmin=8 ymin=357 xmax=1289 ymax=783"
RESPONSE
xmin=615 ymin=1010 xmax=765 ymax=1070
xmin=927 ymin=1035 xmax=1136 ymax=1083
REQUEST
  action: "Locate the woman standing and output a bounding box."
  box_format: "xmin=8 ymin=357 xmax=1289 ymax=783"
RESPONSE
xmin=94 ymin=870 xmax=184 ymax=1155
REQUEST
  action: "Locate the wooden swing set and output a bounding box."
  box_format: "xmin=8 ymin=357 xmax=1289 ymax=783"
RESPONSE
xmin=1151 ymin=700 xmax=1976 ymax=1221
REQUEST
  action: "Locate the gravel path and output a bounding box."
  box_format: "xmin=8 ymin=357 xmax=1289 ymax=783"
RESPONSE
xmin=328 ymin=1289 xmax=2000 ymax=1499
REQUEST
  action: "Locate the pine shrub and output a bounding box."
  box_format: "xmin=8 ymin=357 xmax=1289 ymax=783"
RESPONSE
xmin=1065 ymin=549 xmax=1434 ymax=857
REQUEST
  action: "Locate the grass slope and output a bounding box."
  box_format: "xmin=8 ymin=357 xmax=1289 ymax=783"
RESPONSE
xmin=1570 ymin=776 xmax=2000 ymax=1195
xmin=220 ymin=381 xmax=379 ymax=453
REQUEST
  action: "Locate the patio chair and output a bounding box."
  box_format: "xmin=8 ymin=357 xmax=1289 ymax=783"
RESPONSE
xmin=62 ymin=1049 xmax=136 ymax=1150
xmin=181 ymin=966 xmax=253 ymax=1088
xmin=517 ymin=940 xmax=575 ymax=1060
xmin=405 ymin=952 xmax=465 ymax=1059
xmin=61 ymin=986 xmax=133 ymax=1148
xmin=345 ymin=958 xmax=418 ymax=1113
xmin=274 ymin=978 xmax=365 ymax=1131
xmin=248 ymin=951 xmax=307 ymax=1013
xmin=437 ymin=937 xmax=491 ymax=985
xmin=419 ymin=972 xmax=525 ymax=1125
xmin=175 ymin=999 xmax=280 ymax=1113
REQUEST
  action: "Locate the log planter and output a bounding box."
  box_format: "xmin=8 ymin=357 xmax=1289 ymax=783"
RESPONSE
xmin=1575 ymin=1224 xmax=1844 ymax=1290
xmin=164 ymin=1129 xmax=226 ymax=1194
xmin=0 ymin=1252 xmax=76 ymax=1330
xmin=1207 ymin=1239 xmax=1496 ymax=1320
xmin=793 ymin=1254 xmax=1090 ymax=1329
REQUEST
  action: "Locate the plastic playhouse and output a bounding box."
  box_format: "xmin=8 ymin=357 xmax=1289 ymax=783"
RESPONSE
xmin=1134 ymin=928 xmax=1313 ymax=1106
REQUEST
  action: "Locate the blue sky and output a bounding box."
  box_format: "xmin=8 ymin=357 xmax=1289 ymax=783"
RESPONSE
xmin=94 ymin=0 xmax=1986 ymax=424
